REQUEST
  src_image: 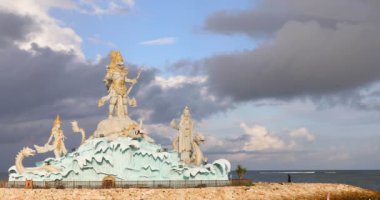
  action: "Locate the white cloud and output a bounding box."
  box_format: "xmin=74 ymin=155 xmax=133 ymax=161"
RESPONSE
xmin=0 ymin=0 xmax=84 ymax=59
xmin=76 ymin=0 xmax=135 ymax=15
xmin=144 ymin=123 xmax=177 ymax=139
xmin=240 ymin=123 xmax=287 ymax=151
xmin=140 ymin=37 xmax=177 ymax=46
xmin=288 ymin=128 xmax=315 ymax=142
xmin=0 ymin=0 xmax=136 ymax=60
xmin=202 ymin=123 xmax=316 ymax=153
xmin=203 ymin=135 xmax=227 ymax=151
xmin=154 ymin=75 xmax=207 ymax=89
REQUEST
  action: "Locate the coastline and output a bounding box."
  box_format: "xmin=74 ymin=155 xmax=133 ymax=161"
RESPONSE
xmin=1 ymin=183 xmax=379 ymax=200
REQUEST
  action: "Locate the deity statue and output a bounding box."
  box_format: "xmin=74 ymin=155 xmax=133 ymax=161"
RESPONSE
xmin=98 ymin=50 xmax=141 ymax=118
xmin=34 ymin=115 xmax=67 ymax=159
xmin=171 ymin=106 xmax=195 ymax=164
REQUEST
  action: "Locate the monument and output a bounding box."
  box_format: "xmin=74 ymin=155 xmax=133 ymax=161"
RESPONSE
xmin=8 ymin=51 xmax=230 ymax=182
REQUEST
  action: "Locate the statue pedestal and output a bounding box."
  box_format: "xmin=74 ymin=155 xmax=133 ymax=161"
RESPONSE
xmin=93 ymin=117 xmax=136 ymax=138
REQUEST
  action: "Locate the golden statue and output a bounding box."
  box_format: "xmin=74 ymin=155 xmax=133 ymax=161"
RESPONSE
xmin=98 ymin=51 xmax=141 ymax=118
xmin=34 ymin=115 xmax=67 ymax=159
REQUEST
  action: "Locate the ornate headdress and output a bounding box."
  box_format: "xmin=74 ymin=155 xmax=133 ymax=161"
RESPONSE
xmin=182 ymin=106 xmax=191 ymax=118
xmin=110 ymin=50 xmax=124 ymax=65
xmin=53 ymin=115 xmax=61 ymax=126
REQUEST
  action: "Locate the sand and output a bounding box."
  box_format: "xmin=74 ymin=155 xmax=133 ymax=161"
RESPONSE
xmin=1 ymin=183 xmax=379 ymax=200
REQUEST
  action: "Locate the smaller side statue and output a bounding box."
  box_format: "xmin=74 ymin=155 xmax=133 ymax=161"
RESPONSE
xmin=34 ymin=115 xmax=67 ymax=159
xmin=191 ymin=134 xmax=207 ymax=166
xmin=171 ymin=106 xmax=207 ymax=165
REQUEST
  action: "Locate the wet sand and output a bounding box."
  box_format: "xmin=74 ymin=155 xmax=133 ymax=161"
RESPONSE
xmin=1 ymin=183 xmax=379 ymax=200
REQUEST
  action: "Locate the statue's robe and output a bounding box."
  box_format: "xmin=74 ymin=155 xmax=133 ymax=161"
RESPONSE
xmin=178 ymin=118 xmax=193 ymax=163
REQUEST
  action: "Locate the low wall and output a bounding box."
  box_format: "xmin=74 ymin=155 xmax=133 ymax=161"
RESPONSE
xmin=2 ymin=179 xmax=251 ymax=189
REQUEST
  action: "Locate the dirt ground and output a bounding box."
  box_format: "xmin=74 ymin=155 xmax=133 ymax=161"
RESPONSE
xmin=1 ymin=182 xmax=379 ymax=200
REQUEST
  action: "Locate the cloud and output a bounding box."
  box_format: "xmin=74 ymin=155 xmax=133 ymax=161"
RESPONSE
xmin=203 ymin=0 xmax=380 ymax=38
xmin=134 ymin=74 xmax=232 ymax=124
xmin=140 ymin=37 xmax=177 ymax=46
xmin=312 ymin=86 xmax=380 ymax=112
xmin=288 ymin=128 xmax=315 ymax=142
xmin=176 ymin=1 xmax=380 ymax=105
xmin=0 ymin=0 xmax=84 ymax=59
xmin=240 ymin=123 xmax=287 ymax=151
xmin=0 ymin=12 xmax=38 ymax=46
xmin=68 ymin=0 xmax=135 ymax=15
xmin=205 ymin=21 xmax=380 ymax=101
xmin=203 ymin=123 xmax=314 ymax=154
xmin=154 ymin=75 xmax=207 ymax=90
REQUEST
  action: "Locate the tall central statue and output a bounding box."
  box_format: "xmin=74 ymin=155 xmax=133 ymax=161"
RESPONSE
xmin=98 ymin=51 xmax=141 ymax=118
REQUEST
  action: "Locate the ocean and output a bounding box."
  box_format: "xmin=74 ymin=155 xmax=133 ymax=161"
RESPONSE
xmin=230 ymin=170 xmax=380 ymax=191
xmin=1 ymin=170 xmax=379 ymax=191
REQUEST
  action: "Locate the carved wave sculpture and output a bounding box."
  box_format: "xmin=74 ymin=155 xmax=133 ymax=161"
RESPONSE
xmin=8 ymin=137 xmax=230 ymax=181
xmin=8 ymin=51 xmax=231 ymax=182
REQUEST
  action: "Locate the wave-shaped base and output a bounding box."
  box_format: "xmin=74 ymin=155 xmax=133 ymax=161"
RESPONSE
xmin=8 ymin=137 xmax=230 ymax=181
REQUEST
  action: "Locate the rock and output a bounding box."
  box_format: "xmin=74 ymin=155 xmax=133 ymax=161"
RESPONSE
xmin=93 ymin=117 xmax=136 ymax=138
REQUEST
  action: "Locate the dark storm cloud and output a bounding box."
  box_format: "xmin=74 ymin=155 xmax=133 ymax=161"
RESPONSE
xmin=204 ymin=10 xmax=338 ymax=38
xmin=204 ymin=0 xmax=380 ymax=38
xmin=0 ymin=12 xmax=38 ymax=46
xmin=196 ymin=0 xmax=380 ymax=102
xmin=0 ymin=12 xmax=107 ymax=120
xmin=312 ymin=88 xmax=380 ymax=112
xmin=204 ymin=21 xmax=380 ymax=101
xmin=0 ymin=45 xmax=105 ymax=120
xmin=135 ymin=80 xmax=231 ymax=124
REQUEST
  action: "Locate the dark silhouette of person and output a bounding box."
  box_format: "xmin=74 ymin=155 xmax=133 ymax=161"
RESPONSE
xmin=287 ymin=174 xmax=291 ymax=183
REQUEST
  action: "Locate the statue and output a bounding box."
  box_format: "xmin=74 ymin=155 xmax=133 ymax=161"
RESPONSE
xmin=172 ymin=133 xmax=207 ymax=166
xmin=191 ymin=134 xmax=207 ymax=166
xmin=15 ymin=147 xmax=59 ymax=174
xmin=34 ymin=115 xmax=67 ymax=159
xmin=170 ymin=106 xmax=199 ymax=164
xmin=98 ymin=51 xmax=141 ymax=118
xmin=8 ymin=50 xmax=231 ymax=182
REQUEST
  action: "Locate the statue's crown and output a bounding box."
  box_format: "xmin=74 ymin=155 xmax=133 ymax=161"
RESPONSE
xmin=53 ymin=115 xmax=61 ymax=126
xmin=110 ymin=50 xmax=124 ymax=64
xmin=183 ymin=106 xmax=190 ymax=116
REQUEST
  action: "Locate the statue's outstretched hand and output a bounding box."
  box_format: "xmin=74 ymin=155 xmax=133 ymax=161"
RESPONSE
xmin=98 ymin=99 xmax=105 ymax=107
xmin=170 ymin=119 xmax=179 ymax=130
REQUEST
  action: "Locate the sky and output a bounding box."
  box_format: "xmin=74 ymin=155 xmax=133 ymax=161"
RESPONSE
xmin=0 ymin=0 xmax=380 ymax=172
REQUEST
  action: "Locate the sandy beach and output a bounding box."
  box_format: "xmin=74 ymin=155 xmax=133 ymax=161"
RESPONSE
xmin=1 ymin=183 xmax=379 ymax=200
